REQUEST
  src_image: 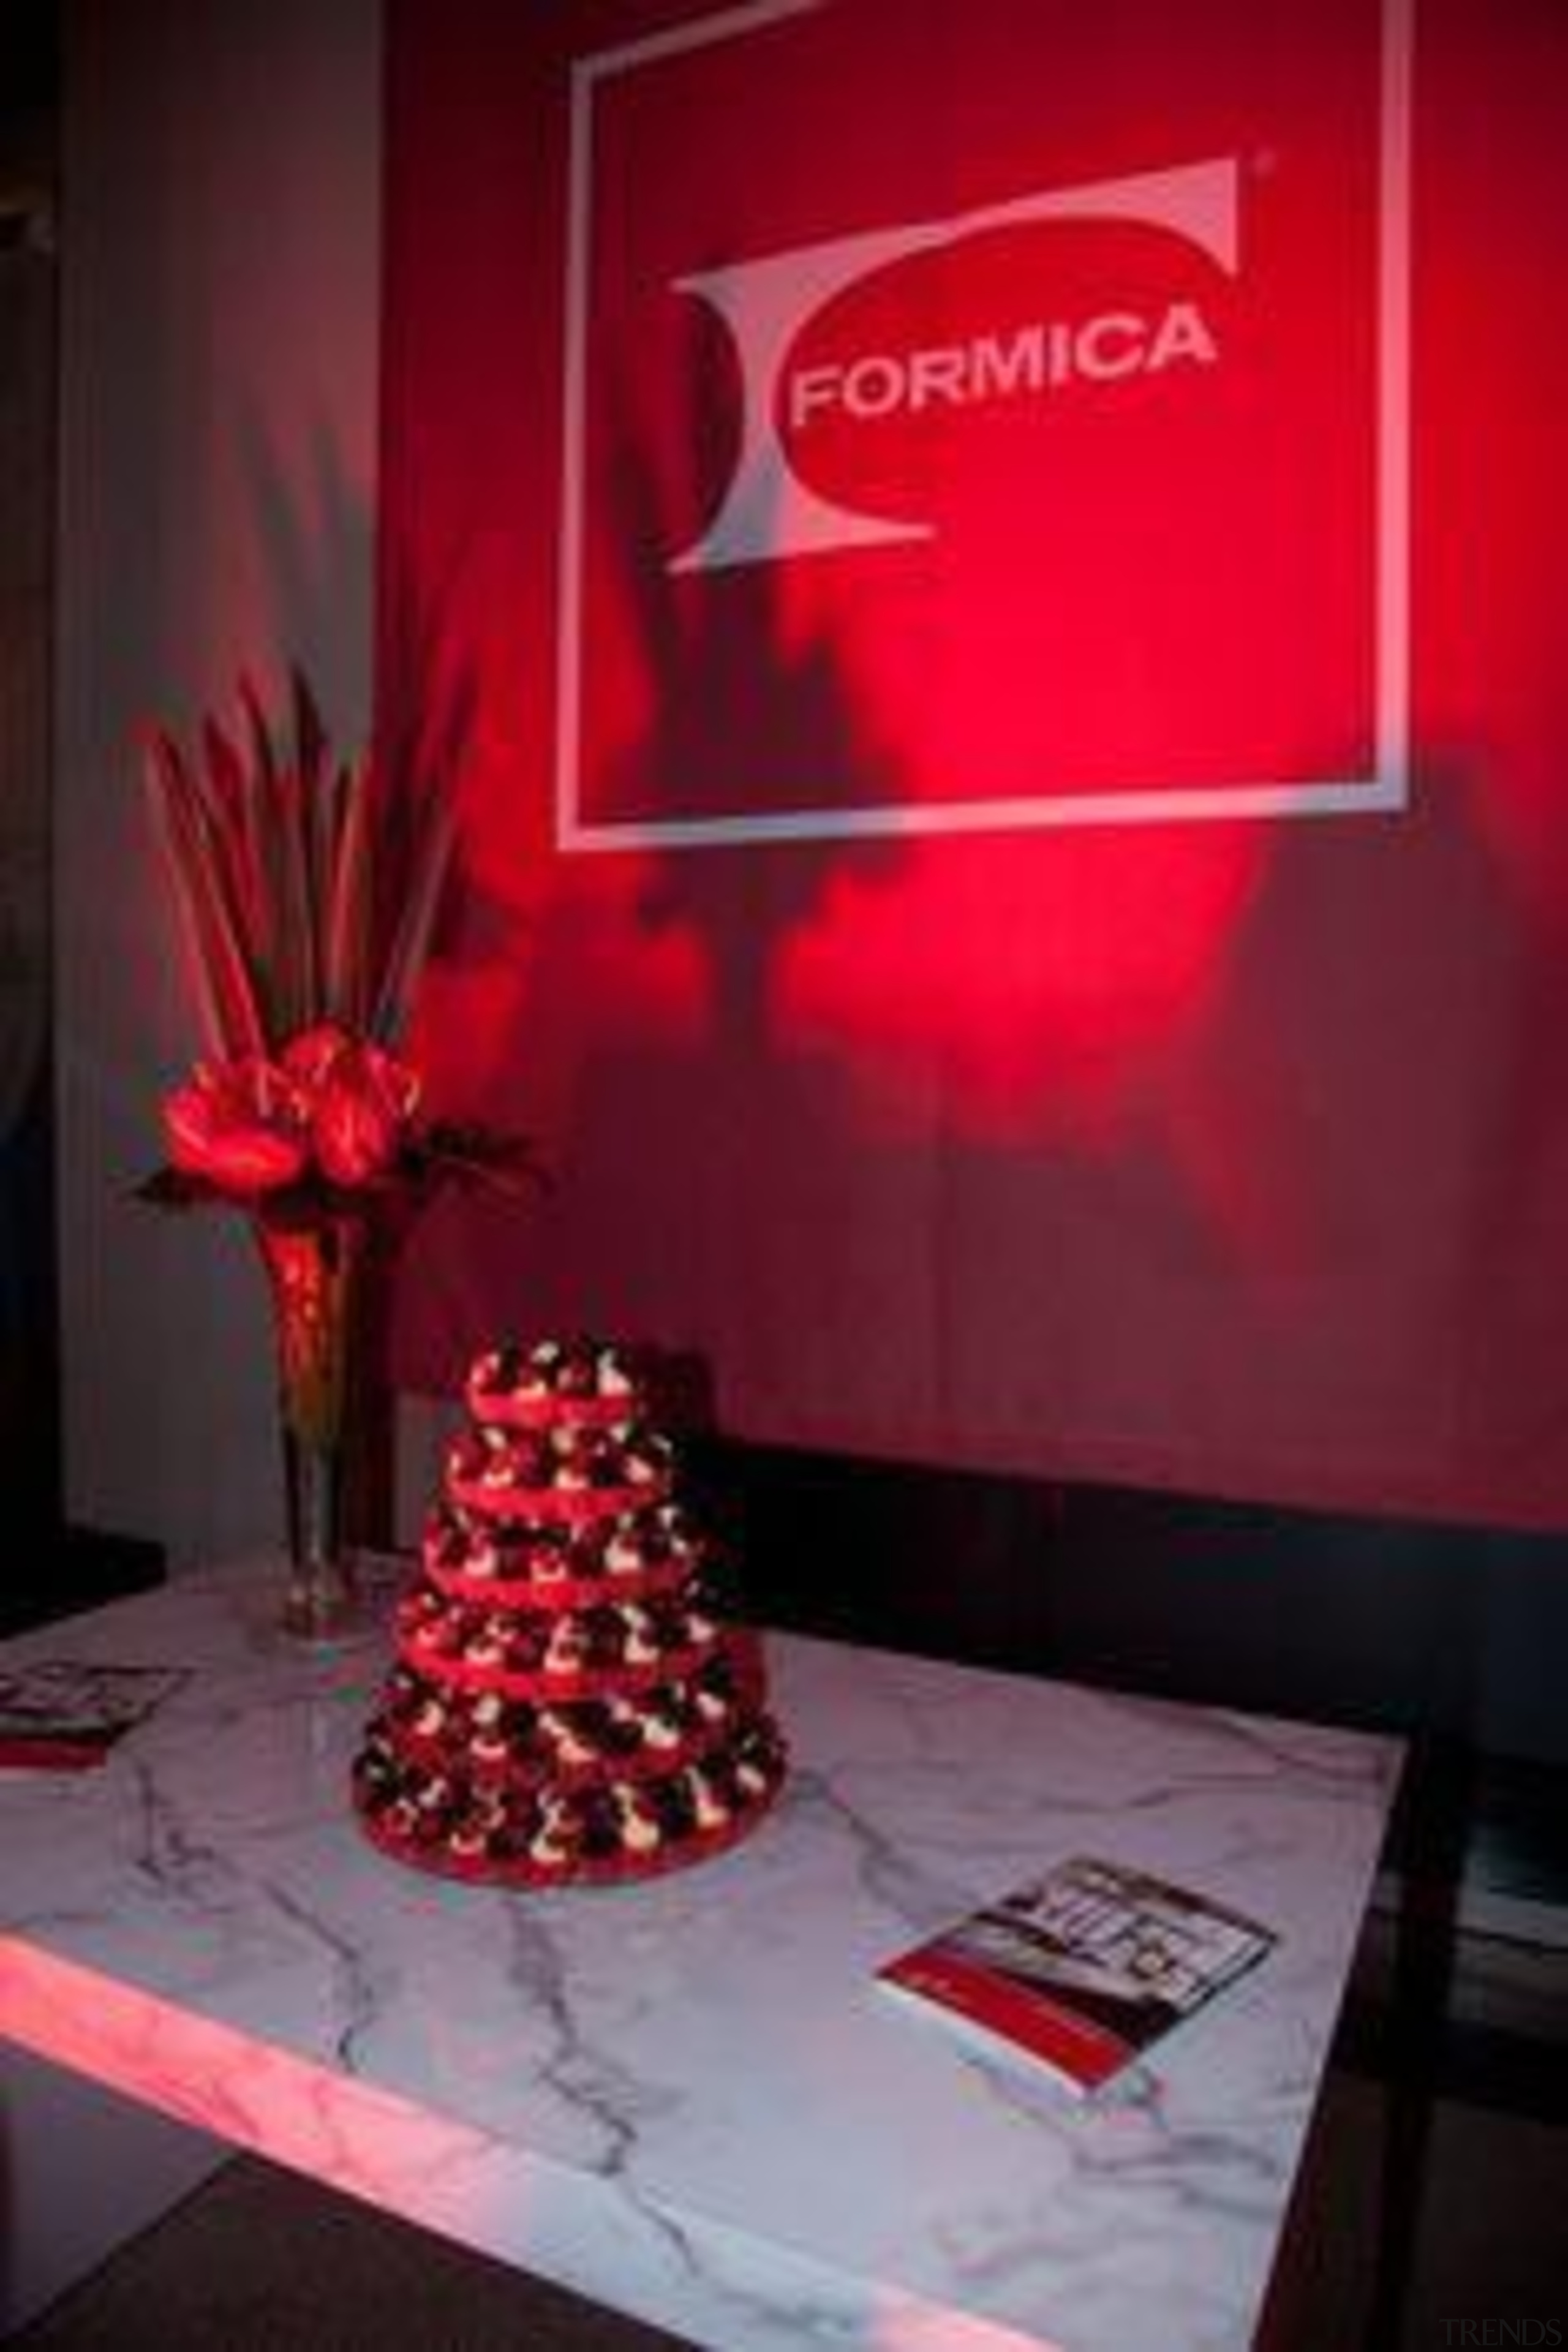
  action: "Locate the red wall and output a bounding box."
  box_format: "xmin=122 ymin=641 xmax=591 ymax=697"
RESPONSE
xmin=382 ymin=0 xmax=1568 ymax=1530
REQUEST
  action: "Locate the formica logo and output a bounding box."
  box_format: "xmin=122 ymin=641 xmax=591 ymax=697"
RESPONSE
xmin=557 ymin=0 xmax=1411 ymax=846
xmin=668 ymin=156 xmax=1239 ymax=575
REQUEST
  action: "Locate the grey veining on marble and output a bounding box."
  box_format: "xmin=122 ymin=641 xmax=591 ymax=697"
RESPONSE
xmin=0 ymin=1558 xmax=1401 ymax=2351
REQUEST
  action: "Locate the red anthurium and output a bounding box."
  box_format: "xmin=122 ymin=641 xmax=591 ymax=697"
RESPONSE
xmin=290 ymin=1030 xmax=421 ymax=1188
xmin=279 ymin=1022 xmax=354 ymax=1092
xmin=163 ymin=1057 xmax=310 ymax=1194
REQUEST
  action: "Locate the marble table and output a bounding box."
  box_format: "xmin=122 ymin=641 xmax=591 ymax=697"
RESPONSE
xmin=0 ymin=1559 xmax=1401 ymax=2351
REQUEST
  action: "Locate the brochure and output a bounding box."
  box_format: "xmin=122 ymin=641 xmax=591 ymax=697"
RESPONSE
xmin=0 ymin=1662 xmax=189 ymax=1771
xmin=878 ymin=1853 xmax=1277 ymax=2094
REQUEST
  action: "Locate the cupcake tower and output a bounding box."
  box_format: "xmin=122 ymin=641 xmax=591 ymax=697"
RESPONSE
xmin=353 ymin=1338 xmax=787 ymax=1886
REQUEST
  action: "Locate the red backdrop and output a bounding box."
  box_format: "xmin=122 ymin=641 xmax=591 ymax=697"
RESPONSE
xmin=381 ymin=0 xmax=1568 ymax=1530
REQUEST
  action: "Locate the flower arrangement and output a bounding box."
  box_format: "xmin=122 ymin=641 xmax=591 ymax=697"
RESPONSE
xmin=141 ymin=673 xmax=519 ymax=1219
xmin=141 ymin=673 xmax=528 ymax=1636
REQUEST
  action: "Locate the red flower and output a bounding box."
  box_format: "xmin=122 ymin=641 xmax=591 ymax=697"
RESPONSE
xmin=164 ymin=1058 xmax=309 ymax=1194
xmin=277 ymin=1023 xmax=350 ymax=1093
xmin=283 ymin=1025 xmax=420 ymax=1188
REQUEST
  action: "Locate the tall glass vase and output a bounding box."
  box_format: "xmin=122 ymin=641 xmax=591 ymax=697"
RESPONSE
xmin=255 ymin=1216 xmax=369 ymax=1642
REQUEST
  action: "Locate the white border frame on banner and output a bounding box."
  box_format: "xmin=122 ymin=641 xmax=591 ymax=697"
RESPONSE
xmin=554 ymin=0 xmax=1412 ymax=852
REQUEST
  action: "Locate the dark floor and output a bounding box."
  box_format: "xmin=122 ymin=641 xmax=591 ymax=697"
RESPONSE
xmin=9 ymin=2152 xmax=679 ymax=2350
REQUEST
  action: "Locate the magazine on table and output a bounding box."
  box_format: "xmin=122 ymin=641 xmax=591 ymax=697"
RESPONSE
xmin=878 ymin=1854 xmax=1278 ymax=2095
xmin=0 ymin=1662 xmax=189 ymax=1771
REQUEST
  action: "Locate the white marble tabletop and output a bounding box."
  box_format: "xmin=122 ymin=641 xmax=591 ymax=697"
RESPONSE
xmin=0 ymin=1558 xmax=1401 ymax=2351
